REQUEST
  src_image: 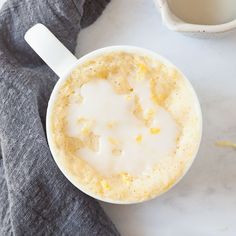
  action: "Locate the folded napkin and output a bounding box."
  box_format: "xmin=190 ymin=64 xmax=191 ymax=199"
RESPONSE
xmin=0 ymin=0 xmax=120 ymax=235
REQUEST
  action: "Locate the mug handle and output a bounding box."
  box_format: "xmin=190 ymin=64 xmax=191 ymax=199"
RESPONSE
xmin=24 ymin=23 xmax=78 ymax=78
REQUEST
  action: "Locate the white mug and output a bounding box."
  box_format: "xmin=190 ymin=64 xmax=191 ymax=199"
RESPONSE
xmin=24 ymin=23 xmax=202 ymax=204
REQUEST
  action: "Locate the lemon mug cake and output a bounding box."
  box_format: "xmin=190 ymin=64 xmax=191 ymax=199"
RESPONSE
xmin=25 ymin=23 xmax=201 ymax=204
xmin=47 ymin=50 xmax=201 ymax=203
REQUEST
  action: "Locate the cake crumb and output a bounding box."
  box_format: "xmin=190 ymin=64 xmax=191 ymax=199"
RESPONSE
xmin=136 ymin=134 xmax=143 ymax=143
xmin=120 ymin=172 xmax=133 ymax=184
xmin=150 ymin=127 xmax=160 ymax=135
xmin=101 ymin=180 xmax=111 ymax=190
xmin=107 ymin=121 xmax=116 ymax=129
xmin=108 ymin=137 xmax=119 ymax=145
xmin=216 ymin=141 xmax=236 ymax=149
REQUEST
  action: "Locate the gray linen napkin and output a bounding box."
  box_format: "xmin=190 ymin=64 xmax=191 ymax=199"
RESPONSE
xmin=0 ymin=0 xmax=120 ymax=235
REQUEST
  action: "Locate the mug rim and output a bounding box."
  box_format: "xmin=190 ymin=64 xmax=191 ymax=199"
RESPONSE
xmin=46 ymin=45 xmax=203 ymax=204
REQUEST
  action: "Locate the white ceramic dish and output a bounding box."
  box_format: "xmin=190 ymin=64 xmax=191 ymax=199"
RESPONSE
xmin=24 ymin=24 xmax=202 ymax=204
xmin=154 ymin=0 xmax=236 ymax=37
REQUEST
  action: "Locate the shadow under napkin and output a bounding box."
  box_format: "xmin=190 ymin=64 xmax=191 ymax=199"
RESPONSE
xmin=0 ymin=0 xmax=120 ymax=235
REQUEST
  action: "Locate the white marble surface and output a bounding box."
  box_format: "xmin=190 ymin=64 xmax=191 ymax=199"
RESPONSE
xmin=1 ymin=0 xmax=236 ymax=235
